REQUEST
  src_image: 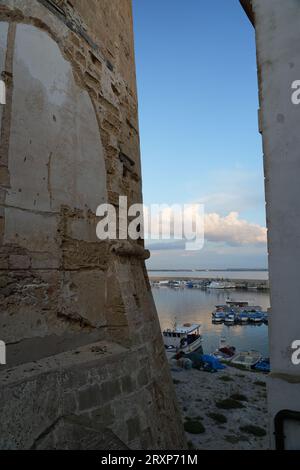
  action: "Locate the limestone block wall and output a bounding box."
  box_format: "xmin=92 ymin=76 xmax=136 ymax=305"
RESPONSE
xmin=0 ymin=0 xmax=185 ymax=449
xmin=0 ymin=341 xmax=183 ymax=449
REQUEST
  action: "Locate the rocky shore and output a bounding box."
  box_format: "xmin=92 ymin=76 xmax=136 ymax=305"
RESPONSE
xmin=171 ymin=365 xmax=269 ymax=450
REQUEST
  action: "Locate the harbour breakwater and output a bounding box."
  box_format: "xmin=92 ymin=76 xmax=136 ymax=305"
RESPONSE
xmin=149 ymin=277 xmax=269 ymax=291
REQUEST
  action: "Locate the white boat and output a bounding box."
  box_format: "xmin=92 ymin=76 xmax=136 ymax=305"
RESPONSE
xmin=238 ymin=312 xmax=249 ymax=322
xmin=150 ymin=280 xmax=160 ymax=288
xmin=226 ymin=299 xmax=249 ymax=307
xmin=169 ymin=280 xmax=181 ymax=288
xmin=158 ymin=280 xmax=169 ymax=287
xmin=208 ymin=281 xmax=235 ymax=289
xmin=248 ymin=312 xmax=264 ymax=323
xmin=230 ymin=350 xmax=262 ymax=369
xmin=212 ymin=311 xmax=226 ymax=323
xmin=163 ymin=323 xmax=202 ymax=355
xmin=225 ymin=313 xmax=235 ymax=324
xmin=212 ymin=338 xmax=236 ymax=361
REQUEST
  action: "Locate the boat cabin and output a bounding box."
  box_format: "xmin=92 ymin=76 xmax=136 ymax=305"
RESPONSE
xmin=163 ymin=323 xmax=202 ymax=353
xmin=226 ymin=300 xmax=249 ymax=307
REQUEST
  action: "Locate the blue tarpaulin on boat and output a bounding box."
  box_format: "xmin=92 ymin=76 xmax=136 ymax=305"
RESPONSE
xmin=185 ymin=352 xmax=226 ymax=371
xmin=253 ymin=358 xmax=270 ymax=373
xmin=201 ymin=354 xmax=226 ymax=370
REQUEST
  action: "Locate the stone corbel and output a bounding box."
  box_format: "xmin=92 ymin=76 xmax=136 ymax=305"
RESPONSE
xmin=110 ymin=241 xmax=150 ymax=260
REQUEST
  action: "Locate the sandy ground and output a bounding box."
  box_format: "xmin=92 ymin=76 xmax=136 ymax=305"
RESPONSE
xmin=171 ymin=365 xmax=269 ymax=450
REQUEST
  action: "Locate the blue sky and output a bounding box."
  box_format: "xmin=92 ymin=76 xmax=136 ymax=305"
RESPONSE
xmin=132 ymin=0 xmax=268 ymax=269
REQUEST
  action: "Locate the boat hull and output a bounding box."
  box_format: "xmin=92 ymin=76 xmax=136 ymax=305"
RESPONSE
xmin=164 ymin=336 xmax=202 ymax=355
xmin=230 ymin=351 xmax=262 ymax=369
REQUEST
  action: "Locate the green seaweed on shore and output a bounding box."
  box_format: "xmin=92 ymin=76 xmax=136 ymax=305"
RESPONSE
xmin=216 ymin=398 xmax=245 ymax=409
xmin=240 ymin=425 xmax=266 ymax=437
xmin=254 ymin=380 xmax=266 ymax=387
xmin=218 ymin=375 xmax=234 ymax=382
xmin=184 ymin=420 xmax=205 ymax=434
xmin=230 ymin=393 xmax=248 ymax=402
xmin=225 ymin=435 xmax=248 ymax=444
xmin=185 ymin=415 xmax=203 ymax=421
xmin=207 ymin=412 xmax=228 ymax=424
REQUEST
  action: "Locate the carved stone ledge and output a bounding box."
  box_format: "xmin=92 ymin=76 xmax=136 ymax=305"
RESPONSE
xmin=110 ymin=241 xmax=150 ymax=260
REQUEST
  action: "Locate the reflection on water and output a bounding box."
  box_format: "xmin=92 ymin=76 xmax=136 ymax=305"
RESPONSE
xmin=152 ymin=287 xmax=270 ymax=356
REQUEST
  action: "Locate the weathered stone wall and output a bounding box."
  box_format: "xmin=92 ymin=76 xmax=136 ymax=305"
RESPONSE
xmin=0 ymin=341 xmax=183 ymax=449
xmin=0 ymin=0 xmax=186 ymax=449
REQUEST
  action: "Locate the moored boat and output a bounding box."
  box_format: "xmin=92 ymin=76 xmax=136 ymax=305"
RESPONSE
xmin=262 ymin=311 xmax=268 ymax=324
xmin=163 ymin=323 xmax=202 ymax=355
xmin=248 ymin=311 xmax=264 ymax=323
xmin=224 ymin=312 xmax=236 ymax=324
xmin=186 ymin=281 xmax=194 ymax=288
xmin=230 ymin=350 xmax=262 ymax=369
xmin=212 ymin=311 xmax=226 ymax=323
xmin=158 ymin=280 xmax=169 ymax=287
xmin=237 ymin=311 xmax=249 ymax=323
xmin=212 ymin=338 xmax=236 ymax=361
xmin=169 ymin=280 xmax=181 ymax=288
xmin=253 ymin=357 xmax=270 ymax=373
xmin=208 ymin=281 xmax=235 ymax=289
xmin=226 ymin=299 xmax=249 ymax=308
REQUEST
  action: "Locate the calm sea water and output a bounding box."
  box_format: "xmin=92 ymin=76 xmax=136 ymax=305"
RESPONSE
xmin=152 ymin=287 xmax=270 ymax=356
xmin=149 ymin=270 xmax=268 ymax=280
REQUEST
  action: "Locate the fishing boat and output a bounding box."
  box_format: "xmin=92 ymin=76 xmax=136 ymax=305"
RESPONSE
xmin=169 ymin=280 xmax=181 ymax=288
xmin=212 ymin=338 xmax=236 ymax=361
xmin=237 ymin=311 xmax=249 ymax=323
xmin=243 ymin=305 xmax=263 ymax=313
xmin=163 ymin=323 xmax=202 ymax=355
xmin=150 ymin=280 xmax=160 ymax=288
xmin=224 ymin=312 xmax=236 ymax=324
xmin=212 ymin=311 xmax=226 ymax=323
xmin=226 ymin=299 xmax=263 ymax=312
xmin=158 ymin=280 xmax=169 ymax=287
xmin=248 ymin=311 xmax=264 ymax=323
xmin=262 ymin=312 xmax=269 ymax=324
xmin=208 ymin=281 xmax=235 ymax=289
xmin=230 ymin=350 xmax=262 ymax=369
xmin=226 ymin=299 xmax=249 ymax=308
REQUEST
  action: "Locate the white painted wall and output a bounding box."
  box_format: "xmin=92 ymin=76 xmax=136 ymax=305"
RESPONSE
xmin=253 ymin=0 xmax=300 ymax=449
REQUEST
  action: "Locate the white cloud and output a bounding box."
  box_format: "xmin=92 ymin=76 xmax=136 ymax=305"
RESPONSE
xmin=204 ymin=211 xmax=267 ymax=246
xmin=145 ymin=207 xmax=267 ymax=248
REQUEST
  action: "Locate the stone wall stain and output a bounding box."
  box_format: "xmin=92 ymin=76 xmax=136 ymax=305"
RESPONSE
xmin=0 ymin=0 xmax=186 ymax=449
